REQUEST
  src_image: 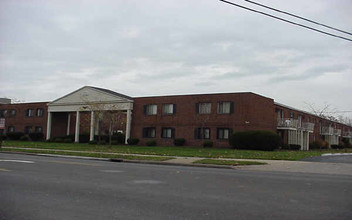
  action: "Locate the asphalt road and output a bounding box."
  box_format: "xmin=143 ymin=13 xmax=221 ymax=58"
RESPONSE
xmin=1 ymin=153 xmax=351 ymax=220
xmin=302 ymin=154 xmax=352 ymax=164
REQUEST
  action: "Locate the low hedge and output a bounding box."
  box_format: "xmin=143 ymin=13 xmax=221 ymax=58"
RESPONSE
xmin=174 ymin=138 xmax=186 ymax=146
xmin=229 ymin=130 xmax=281 ymax=151
xmin=28 ymin=132 xmax=44 ymax=141
xmin=127 ymin=138 xmax=139 ymax=145
xmin=331 ymin=144 xmax=344 ymax=149
xmin=309 ymin=140 xmax=329 ymax=150
xmin=146 ymin=140 xmax=157 ymax=146
xmin=202 ymin=140 xmax=213 ymax=148
xmin=7 ymin=132 xmax=24 ymax=140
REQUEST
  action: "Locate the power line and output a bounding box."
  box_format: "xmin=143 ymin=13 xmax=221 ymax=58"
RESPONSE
xmin=219 ymin=0 xmax=352 ymax=42
xmin=242 ymin=0 xmax=352 ymax=36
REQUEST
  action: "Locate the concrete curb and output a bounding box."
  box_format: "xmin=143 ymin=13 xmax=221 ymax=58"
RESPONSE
xmin=0 ymin=151 xmax=237 ymax=169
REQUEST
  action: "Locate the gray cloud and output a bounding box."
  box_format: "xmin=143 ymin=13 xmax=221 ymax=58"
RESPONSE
xmin=0 ymin=0 xmax=351 ymax=118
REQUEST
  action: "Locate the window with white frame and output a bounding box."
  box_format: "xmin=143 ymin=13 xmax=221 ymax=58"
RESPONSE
xmin=197 ymin=103 xmax=211 ymax=114
xmin=194 ymin=128 xmax=210 ymax=139
xmin=143 ymin=127 xmax=156 ymax=138
xmin=36 ymin=108 xmax=44 ymax=117
xmin=26 ymin=109 xmax=34 ymax=117
xmin=162 ymin=104 xmax=175 ymax=115
xmin=217 ymin=128 xmax=232 ymax=140
xmin=217 ymin=102 xmax=233 ymax=114
xmin=161 ymin=127 xmax=174 ymax=138
xmin=144 ymin=104 xmax=157 ymax=115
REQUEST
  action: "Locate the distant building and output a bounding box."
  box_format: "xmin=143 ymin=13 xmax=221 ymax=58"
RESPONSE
xmin=1 ymin=86 xmax=351 ymax=148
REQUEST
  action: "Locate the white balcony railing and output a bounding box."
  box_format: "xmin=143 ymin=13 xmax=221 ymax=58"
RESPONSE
xmin=277 ymin=118 xmax=298 ymax=130
xmin=321 ymin=126 xmax=334 ymax=135
xmin=301 ymin=122 xmax=315 ymax=132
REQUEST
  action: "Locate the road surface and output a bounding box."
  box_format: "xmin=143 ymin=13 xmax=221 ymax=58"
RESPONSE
xmin=1 ymin=153 xmax=351 ymax=220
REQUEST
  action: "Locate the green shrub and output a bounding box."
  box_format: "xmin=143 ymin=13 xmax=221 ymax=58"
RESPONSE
xmin=229 ymin=130 xmax=281 ymax=151
xmin=54 ymin=137 xmax=64 ymax=143
xmin=289 ymin=144 xmax=301 ymax=151
xmin=281 ymin=144 xmax=290 ymax=150
xmin=174 ymin=138 xmax=186 ymax=146
xmin=127 ymin=138 xmax=139 ymax=145
xmin=309 ymin=140 xmax=329 ymax=150
xmin=342 ymin=138 xmax=352 ymax=148
xmin=0 ymin=135 xmax=6 ymax=141
xmin=64 ymin=138 xmax=73 ymax=143
xmin=88 ymin=140 xmax=97 ymax=145
xmin=98 ymin=140 xmax=106 ymax=145
xmin=146 ymin=140 xmax=157 ymax=146
xmin=111 ymin=140 xmax=119 ymax=145
xmin=20 ymin=135 xmax=30 ymax=141
xmin=7 ymin=132 xmax=24 ymax=140
xmin=331 ymin=144 xmax=344 ymax=149
xmin=28 ymin=132 xmax=44 ymax=141
xmin=202 ymin=140 xmax=213 ymax=148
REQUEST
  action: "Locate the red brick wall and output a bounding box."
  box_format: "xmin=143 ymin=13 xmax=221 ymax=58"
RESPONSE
xmin=131 ymin=93 xmax=276 ymax=147
xmin=0 ymin=102 xmax=48 ymax=136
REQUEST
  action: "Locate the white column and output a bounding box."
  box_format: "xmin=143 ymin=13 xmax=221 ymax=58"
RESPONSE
xmin=75 ymin=111 xmax=80 ymax=143
xmin=125 ymin=109 xmax=132 ymax=144
xmin=306 ymin=132 xmax=310 ymax=150
xmin=67 ymin=113 xmax=71 ymax=136
xmin=300 ymin=130 xmax=304 ymax=150
xmin=90 ymin=111 xmax=95 ymax=141
xmin=46 ymin=112 xmax=52 ymax=140
xmin=95 ymin=119 xmax=99 ymax=135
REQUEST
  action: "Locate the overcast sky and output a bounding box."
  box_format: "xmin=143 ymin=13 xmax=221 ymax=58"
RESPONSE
xmin=0 ymin=0 xmax=351 ymax=118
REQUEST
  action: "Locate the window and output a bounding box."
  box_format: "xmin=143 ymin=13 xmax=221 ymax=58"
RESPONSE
xmin=36 ymin=108 xmax=44 ymax=117
xmin=142 ymin=127 xmax=156 ymax=138
xmin=290 ymin=112 xmax=295 ymax=118
xmin=24 ymin=126 xmax=32 ymax=134
xmin=217 ymin=102 xmax=233 ymax=114
xmin=8 ymin=126 xmax=15 ymax=133
xmin=162 ymin=104 xmax=176 ymax=115
xmin=0 ymin=109 xmax=7 ymax=117
xmin=9 ymin=109 xmax=16 ymax=117
xmin=161 ymin=127 xmax=174 ymax=138
xmin=194 ymin=128 xmax=210 ymax=139
xmin=26 ymin=109 xmax=34 ymax=117
xmin=35 ymin=126 xmax=43 ymax=133
xmin=196 ymin=103 xmax=211 ymax=114
xmin=217 ymin=128 xmax=232 ymax=140
xmin=144 ymin=104 xmax=157 ymax=115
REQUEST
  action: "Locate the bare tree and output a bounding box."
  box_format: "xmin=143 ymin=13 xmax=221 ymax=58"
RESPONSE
xmin=304 ymin=102 xmax=352 ymax=125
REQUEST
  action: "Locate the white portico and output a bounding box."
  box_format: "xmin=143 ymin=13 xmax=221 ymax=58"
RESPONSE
xmin=46 ymin=86 xmax=133 ymax=144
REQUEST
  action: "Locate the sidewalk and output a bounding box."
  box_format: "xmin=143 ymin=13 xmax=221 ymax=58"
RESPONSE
xmin=2 ymin=146 xmax=352 ymax=175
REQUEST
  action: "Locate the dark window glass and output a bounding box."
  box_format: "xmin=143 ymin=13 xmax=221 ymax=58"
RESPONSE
xmin=142 ymin=127 xmax=156 ymax=138
xmin=26 ymin=109 xmax=34 ymax=117
xmin=161 ymin=127 xmax=174 ymax=138
xmin=36 ymin=108 xmax=44 ymax=117
xmin=194 ymin=128 xmax=210 ymax=139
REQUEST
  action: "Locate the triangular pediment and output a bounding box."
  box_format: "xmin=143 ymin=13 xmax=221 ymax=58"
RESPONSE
xmin=49 ymin=86 xmax=133 ymax=106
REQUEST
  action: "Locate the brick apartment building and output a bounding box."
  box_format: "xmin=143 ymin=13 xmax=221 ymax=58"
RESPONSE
xmin=1 ymin=86 xmax=351 ymax=149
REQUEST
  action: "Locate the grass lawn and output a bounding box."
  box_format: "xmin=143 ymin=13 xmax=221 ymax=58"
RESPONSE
xmin=193 ymin=159 xmax=267 ymax=166
xmin=0 ymin=147 xmax=173 ymax=161
xmin=3 ymin=140 xmax=352 ymax=161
